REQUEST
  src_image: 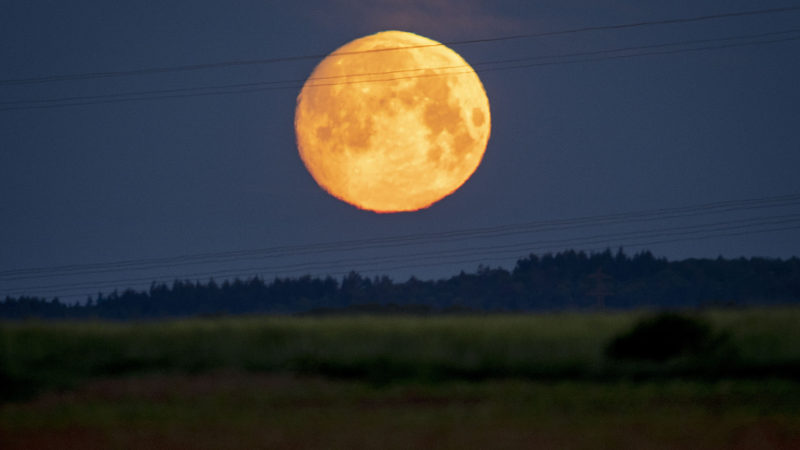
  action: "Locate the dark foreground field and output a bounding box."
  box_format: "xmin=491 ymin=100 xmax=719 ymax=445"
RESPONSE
xmin=2 ymin=308 xmax=800 ymax=449
xmin=3 ymin=373 xmax=799 ymax=449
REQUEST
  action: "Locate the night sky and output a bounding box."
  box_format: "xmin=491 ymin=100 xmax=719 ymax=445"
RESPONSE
xmin=2 ymin=1 xmax=800 ymax=302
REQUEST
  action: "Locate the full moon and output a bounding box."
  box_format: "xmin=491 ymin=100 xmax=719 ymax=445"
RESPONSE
xmin=295 ymin=31 xmax=491 ymax=213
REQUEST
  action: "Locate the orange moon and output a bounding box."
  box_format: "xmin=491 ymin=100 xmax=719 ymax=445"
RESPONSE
xmin=294 ymin=31 xmax=491 ymax=213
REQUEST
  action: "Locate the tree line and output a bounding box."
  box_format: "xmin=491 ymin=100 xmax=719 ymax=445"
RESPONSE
xmin=2 ymin=250 xmax=799 ymax=319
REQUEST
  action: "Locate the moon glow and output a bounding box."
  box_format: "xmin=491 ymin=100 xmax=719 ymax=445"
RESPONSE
xmin=295 ymin=31 xmax=491 ymax=213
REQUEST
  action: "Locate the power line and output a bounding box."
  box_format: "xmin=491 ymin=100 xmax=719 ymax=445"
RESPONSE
xmin=2 ymin=193 xmax=799 ymax=282
xmin=3 ymin=29 xmax=794 ymax=109
xmin=3 ymin=29 xmax=799 ymax=107
xmin=1 ymin=5 xmax=798 ymax=87
xmin=11 ymin=216 xmax=800 ymax=295
xmin=37 ymin=219 xmax=800 ymax=303
xmin=8 ymin=214 xmax=800 ymax=299
xmin=324 ymin=223 xmax=800 ymax=280
xmin=470 ymin=28 xmax=800 ymax=68
xmin=3 ymin=195 xmax=799 ymax=297
xmin=479 ymin=34 xmax=800 ymax=74
xmin=3 ymin=30 xmax=799 ymax=112
xmin=448 ymin=5 xmax=800 ymax=44
xmin=3 ymin=193 xmax=799 ymax=280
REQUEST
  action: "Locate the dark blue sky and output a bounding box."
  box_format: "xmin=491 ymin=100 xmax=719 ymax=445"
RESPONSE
xmin=2 ymin=1 xmax=799 ymax=302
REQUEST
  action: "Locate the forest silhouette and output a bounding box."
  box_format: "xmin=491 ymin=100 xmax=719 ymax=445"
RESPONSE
xmin=2 ymin=249 xmax=799 ymax=319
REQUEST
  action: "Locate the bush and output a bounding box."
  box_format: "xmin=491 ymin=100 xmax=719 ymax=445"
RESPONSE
xmin=605 ymin=312 xmax=717 ymax=362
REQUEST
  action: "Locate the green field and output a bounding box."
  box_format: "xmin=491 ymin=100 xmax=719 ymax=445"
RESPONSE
xmin=2 ymin=308 xmax=800 ymax=449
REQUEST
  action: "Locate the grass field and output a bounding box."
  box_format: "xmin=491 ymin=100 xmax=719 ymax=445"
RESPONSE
xmin=2 ymin=308 xmax=800 ymax=449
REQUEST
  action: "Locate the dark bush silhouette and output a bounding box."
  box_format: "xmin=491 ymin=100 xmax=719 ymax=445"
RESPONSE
xmin=605 ymin=312 xmax=716 ymax=362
